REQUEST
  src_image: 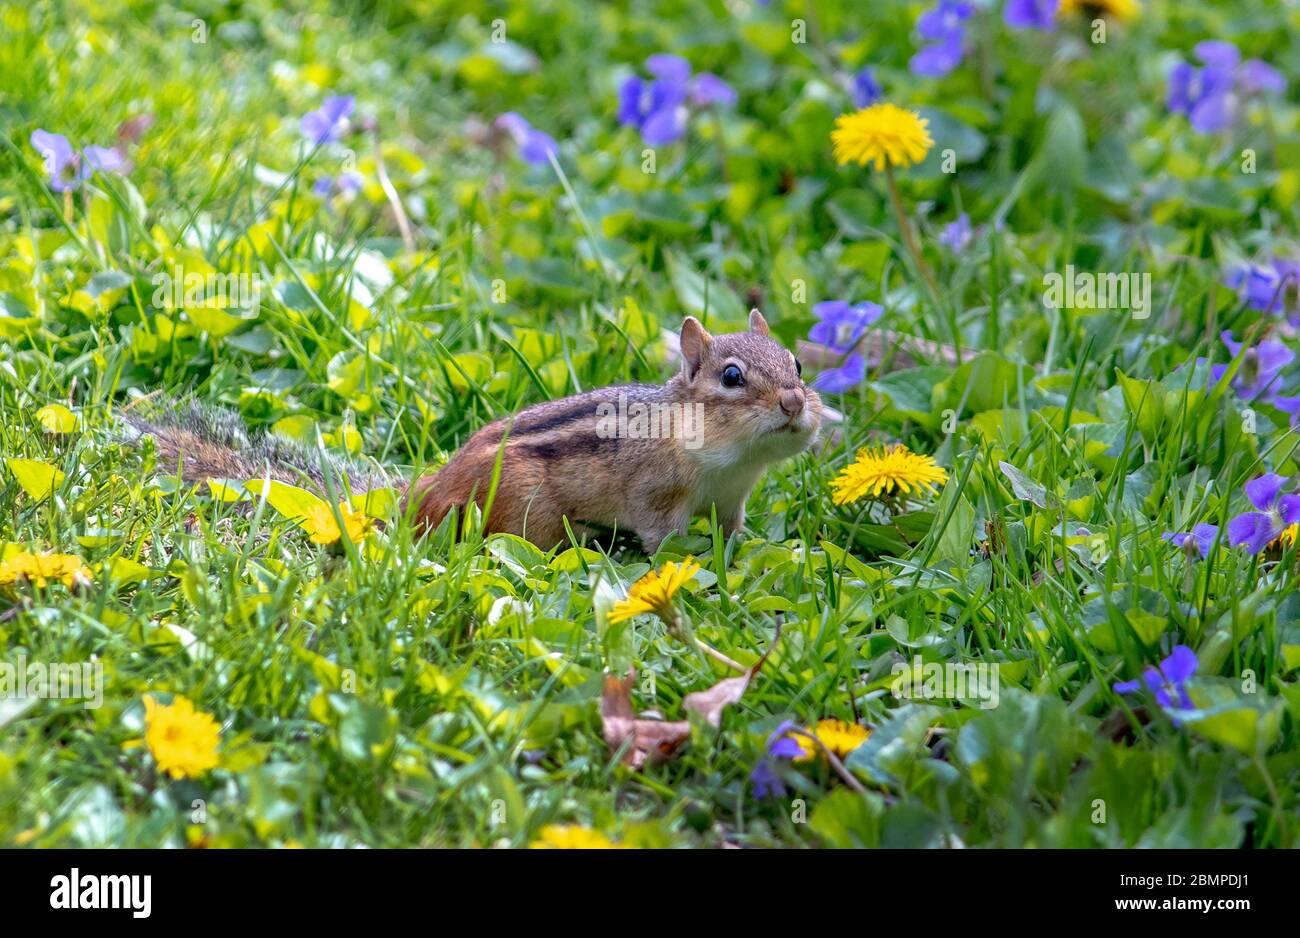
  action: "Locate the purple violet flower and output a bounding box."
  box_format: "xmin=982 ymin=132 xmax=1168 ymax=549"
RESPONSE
xmin=750 ymin=721 xmax=803 ymax=799
xmin=909 ymin=0 xmax=973 ymax=78
xmin=851 ymin=67 xmax=882 ymax=108
xmin=809 ymin=300 xmax=883 ymax=352
xmin=749 ymin=758 xmax=784 ymax=799
xmin=1161 ymin=523 xmax=1219 ymax=560
xmin=1206 ymin=331 xmax=1295 ymax=403
xmin=1004 ymin=0 xmax=1058 ymax=30
xmin=1114 ymin=645 xmax=1198 ymax=712
xmin=31 ymin=130 xmax=78 ymax=191
xmin=495 ymin=112 xmax=559 ymax=165
xmin=1240 ymin=59 xmax=1285 ymax=95
xmin=618 ymin=56 xmax=735 ymax=146
xmin=301 ymin=95 xmax=355 ymax=145
xmin=813 ymin=353 xmax=867 ymax=394
xmin=618 ymin=72 xmax=688 ymax=145
xmin=808 ymin=300 xmax=880 ymax=394
xmin=312 ymin=171 xmax=363 ymax=199
xmin=1167 ymin=42 xmax=1284 ymax=134
xmin=1225 ymin=259 xmax=1300 ymax=320
xmin=30 ymin=130 xmax=126 ymax=192
xmin=689 ymin=72 xmax=737 ymax=107
xmin=1273 ymin=395 xmax=1300 ymax=429
xmin=1226 ymin=473 xmax=1300 ymax=554
xmin=82 ymin=146 xmax=126 ymax=176
xmin=939 ymin=213 xmax=973 ymax=253
xmin=646 ymin=54 xmax=692 ymax=84
xmin=1194 ymin=40 xmax=1240 ymax=70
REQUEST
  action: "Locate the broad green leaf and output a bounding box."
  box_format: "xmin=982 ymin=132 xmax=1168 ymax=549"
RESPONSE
xmin=77 ymin=528 xmax=123 ymax=548
xmin=1184 ymin=683 xmax=1283 ymax=755
xmin=327 ymin=351 xmax=365 ymax=397
xmin=931 ymin=480 xmax=976 ymax=568
xmin=664 ymin=250 xmax=746 ymax=325
xmin=186 ymin=300 xmax=247 ymax=337
xmin=998 ymin=460 xmax=1048 ymax=509
xmin=207 ymin=479 xmax=250 ymax=502
xmin=349 ymin=487 xmax=400 ymax=519
xmin=104 ymin=556 xmax=152 ymax=585
xmin=0 ymin=292 xmax=40 ymax=337
xmin=246 ymin=478 xmax=328 ymax=522
xmin=35 ymin=404 xmax=77 ymax=434
xmin=271 ymin=415 xmax=316 ymax=444
xmin=445 ymin=352 xmax=493 ymax=393
xmin=846 ymin=704 xmax=941 ymax=787
xmin=6 ymin=458 xmax=65 ymax=500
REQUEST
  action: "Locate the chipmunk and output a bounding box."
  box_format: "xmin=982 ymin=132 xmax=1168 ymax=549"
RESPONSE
xmin=126 ymin=310 xmax=822 ymax=551
xmin=411 ymin=310 xmax=821 ymax=549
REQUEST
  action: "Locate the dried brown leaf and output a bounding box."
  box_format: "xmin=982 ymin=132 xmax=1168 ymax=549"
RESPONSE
xmin=681 ymin=671 xmax=753 ymax=726
xmin=600 ymin=624 xmax=781 ymax=769
xmin=600 ymin=672 xmax=690 ymax=769
xmin=116 ymin=114 xmax=155 ymax=146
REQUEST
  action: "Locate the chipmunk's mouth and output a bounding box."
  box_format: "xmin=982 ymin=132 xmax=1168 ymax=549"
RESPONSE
xmin=775 ymin=415 xmax=814 ymax=434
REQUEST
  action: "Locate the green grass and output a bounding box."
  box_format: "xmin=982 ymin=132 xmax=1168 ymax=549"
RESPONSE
xmin=0 ymin=0 xmax=1298 ymax=848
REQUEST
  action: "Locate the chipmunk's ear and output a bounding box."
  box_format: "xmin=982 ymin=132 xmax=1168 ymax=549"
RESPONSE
xmin=748 ymin=308 xmax=770 ymax=336
xmin=679 ymin=316 xmax=711 ymax=379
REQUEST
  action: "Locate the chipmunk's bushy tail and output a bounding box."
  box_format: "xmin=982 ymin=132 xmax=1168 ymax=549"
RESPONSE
xmin=120 ymin=400 xmax=392 ymax=494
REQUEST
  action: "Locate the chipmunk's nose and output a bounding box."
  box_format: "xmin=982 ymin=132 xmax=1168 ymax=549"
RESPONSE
xmin=779 ymin=388 xmax=805 ymax=418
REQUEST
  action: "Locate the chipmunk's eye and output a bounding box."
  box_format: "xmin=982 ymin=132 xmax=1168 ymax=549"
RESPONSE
xmin=794 ymin=358 xmax=802 ymax=377
xmin=721 ymin=364 xmax=745 ymax=388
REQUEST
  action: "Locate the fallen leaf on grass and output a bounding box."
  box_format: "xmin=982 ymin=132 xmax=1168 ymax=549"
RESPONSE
xmin=601 ymin=626 xmax=780 ymax=769
xmin=600 ymin=675 xmax=691 ymax=769
xmin=680 ymin=672 xmax=754 ymax=726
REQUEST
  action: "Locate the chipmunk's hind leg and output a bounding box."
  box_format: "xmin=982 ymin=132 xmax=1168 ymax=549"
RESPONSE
xmin=507 ymin=486 xmax=569 ymax=550
xmin=408 ymin=446 xmax=562 ymax=548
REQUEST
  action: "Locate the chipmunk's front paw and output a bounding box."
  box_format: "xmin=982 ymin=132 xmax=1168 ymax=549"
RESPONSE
xmin=719 ymin=508 xmax=745 ymax=540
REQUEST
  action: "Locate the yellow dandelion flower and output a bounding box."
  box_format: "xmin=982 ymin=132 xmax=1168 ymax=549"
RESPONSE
xmin=1059 ymin=0 xmax=1139 ymax=20
xmin=607 ymin=557 xmax=701 ymax=624
xmin=830 ymin=444 xmax=948 ymax=505
xmin=302 ymin=501 xmax=374 ymax=545
xmin=0 ymin=551 xmax=92 ymax=588
xmin=793 ymin=718 xmax=871 ymax=763
xmin=142 ymin=694 xmax=221 ymax=780
xmin=529 ymin=825 xmax=620 ymax=849
xmin=831 ymin=103 xmax=934 ymax=171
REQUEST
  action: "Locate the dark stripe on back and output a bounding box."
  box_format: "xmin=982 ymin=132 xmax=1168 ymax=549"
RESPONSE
xmin=506 ymin=400 xmax=595 ymax=437
xmin=520 ymin=433 xmax=621 ymax=462
xmin=501 ymin=384 xmax=664 ymax=437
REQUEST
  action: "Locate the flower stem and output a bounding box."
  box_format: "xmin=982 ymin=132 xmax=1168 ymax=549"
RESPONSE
xmin=667 ymin=609 xmax=747 ymax=673
xmin=883 ymin=162 xmax=939 ymax=298
xmin=791 ymin=729 xmax=868 ymax=794
xmin=710 ymin=109 xmax=730 ymax=183
xmin=372 ymin=129 xmax=414 ymax=251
